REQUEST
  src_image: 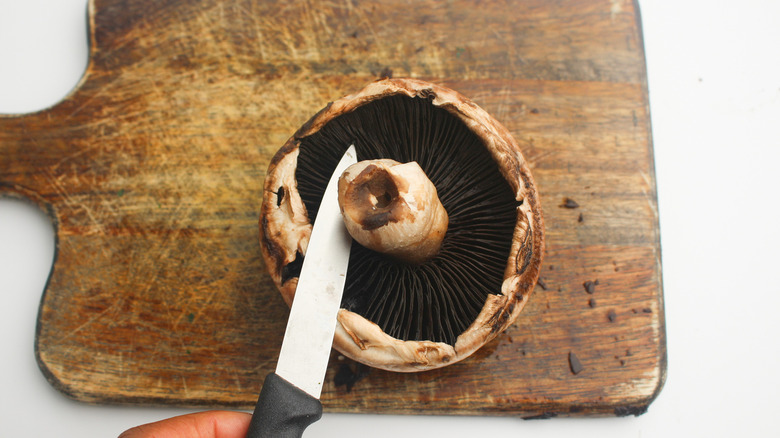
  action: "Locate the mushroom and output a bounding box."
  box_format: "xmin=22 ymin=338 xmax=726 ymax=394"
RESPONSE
xmin=260 ymin=78 xmax=544 ymax=372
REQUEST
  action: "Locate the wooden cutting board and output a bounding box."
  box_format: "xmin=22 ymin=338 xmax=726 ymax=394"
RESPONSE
xmin=0 ymin=0 xmax=665 ymax=417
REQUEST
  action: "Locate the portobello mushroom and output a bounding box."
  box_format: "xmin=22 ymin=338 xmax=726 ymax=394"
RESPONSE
xmin=260 ymin=78 xmax=544 ymax=372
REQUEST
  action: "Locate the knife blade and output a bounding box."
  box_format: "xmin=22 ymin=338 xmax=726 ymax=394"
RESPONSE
xmin=246 ymin=145 xmax=357 ymax=438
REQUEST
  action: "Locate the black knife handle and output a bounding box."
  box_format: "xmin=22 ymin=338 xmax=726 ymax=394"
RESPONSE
xmin=245 ymin=372 xmax=323 ymax=438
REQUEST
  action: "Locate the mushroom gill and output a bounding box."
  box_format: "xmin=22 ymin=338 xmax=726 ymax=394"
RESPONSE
xmin=295 ymin=94 xmax=518 ymax=346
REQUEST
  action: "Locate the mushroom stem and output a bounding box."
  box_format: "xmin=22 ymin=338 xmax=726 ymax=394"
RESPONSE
xmin=338 ymin=159 xmax=448 ymax=264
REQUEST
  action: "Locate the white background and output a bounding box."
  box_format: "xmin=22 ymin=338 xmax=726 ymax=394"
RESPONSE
xmin=1 ymin=0 xmax=779 ymax=436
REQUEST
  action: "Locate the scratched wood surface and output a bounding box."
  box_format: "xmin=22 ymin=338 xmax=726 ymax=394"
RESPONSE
xmin=0 ymin=0 xmax=665 ymax=417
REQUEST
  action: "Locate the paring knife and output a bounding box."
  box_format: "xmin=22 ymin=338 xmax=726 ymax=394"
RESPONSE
xmin=246 ymin=145 xmax=357 ymax=438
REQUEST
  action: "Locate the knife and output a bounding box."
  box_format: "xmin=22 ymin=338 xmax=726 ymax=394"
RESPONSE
xmin=246 ymin=145 xmax=357 ymax=438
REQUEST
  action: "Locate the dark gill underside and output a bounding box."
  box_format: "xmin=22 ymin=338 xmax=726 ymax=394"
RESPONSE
xmin=295 ymin=94 xmax=517 ymax=345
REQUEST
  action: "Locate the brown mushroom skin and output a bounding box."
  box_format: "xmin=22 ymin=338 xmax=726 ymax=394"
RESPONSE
xmin=259 ymin=78 xmax=544 ymax=372
xmin=338 ymin=159 xmax=448 ymax=264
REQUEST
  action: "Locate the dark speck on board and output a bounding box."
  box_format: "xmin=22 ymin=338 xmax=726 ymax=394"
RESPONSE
xmin=607 ymin=309 xmax=617 ymax=322
xmin=378 ymin=66 xmax=393 ymax=78
xmin=568 ymin=351 xmax=584 ymax=375
xmin=561 ymin=198 xmax=579 ymax=208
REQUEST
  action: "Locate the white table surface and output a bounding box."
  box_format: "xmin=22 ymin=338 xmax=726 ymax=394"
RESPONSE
xmin=2 ymin=1 xmax=779 ymax=436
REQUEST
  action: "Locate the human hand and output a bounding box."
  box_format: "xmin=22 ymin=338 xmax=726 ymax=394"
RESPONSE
xmin=118 ymin=410 xmax=251 ymax=438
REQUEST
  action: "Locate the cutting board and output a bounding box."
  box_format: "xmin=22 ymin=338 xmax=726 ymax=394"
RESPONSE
xmin=0 ymin=0 xmax=665 ymax=417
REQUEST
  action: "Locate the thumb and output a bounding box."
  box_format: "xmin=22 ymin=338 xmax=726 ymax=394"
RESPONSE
xmin=119 ymin=410 xmax=251 ymax=438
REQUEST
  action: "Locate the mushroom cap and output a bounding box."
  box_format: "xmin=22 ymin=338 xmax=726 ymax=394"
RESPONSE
xmin=260 ymin=78 xmax=544 ymax=372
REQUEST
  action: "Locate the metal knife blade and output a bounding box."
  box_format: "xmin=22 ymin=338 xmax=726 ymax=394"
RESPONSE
xmin=245 ymin=145 xmax=356 ymax=438
xmin=275 ymin=144 xmax=356 ymax=398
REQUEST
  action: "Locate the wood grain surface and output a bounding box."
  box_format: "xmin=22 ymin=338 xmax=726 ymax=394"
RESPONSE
xmin=0 ymin=0 xmax=665 ymax=417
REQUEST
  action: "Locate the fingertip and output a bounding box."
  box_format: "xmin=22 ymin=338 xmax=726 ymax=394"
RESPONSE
xmin=118 ymin=410 xmax=252 ymax=438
